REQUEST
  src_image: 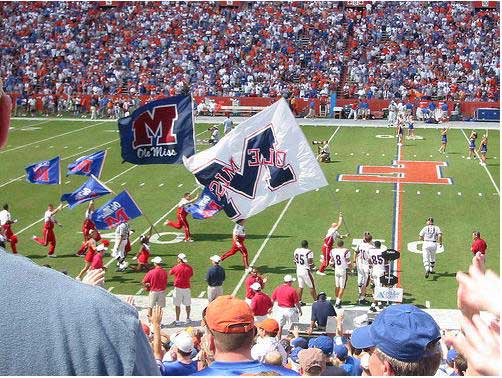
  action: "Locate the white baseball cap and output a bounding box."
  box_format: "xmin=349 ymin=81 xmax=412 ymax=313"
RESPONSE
xmin=250 ymin=282 xmax=261 ymax=291
xmin=96 ymin=244 xmax=108 ymax=252
xmin=284 ymin=274 xmax=296 ymax=282
xmin=152 ymin=256 xmax=162 ymax=264
xmin=210 ymin=255 xmax=221 ymax=263
xmin=171 ymin=331 xmax=194 ymax=354
xmin=177 ymin=253 xmax=188 ymax=262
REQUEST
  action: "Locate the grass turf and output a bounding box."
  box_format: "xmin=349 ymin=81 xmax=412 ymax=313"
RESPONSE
xmin=1 ymin=118 xmax=499 ymax=308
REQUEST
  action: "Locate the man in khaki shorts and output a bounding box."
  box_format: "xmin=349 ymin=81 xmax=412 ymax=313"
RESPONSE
xmin=205 ymin=255 xmax=225 ymax=302
xmin=142 ymin=256 xmax=168 ymax=318
xmin=169 ymin=253 xmax=194 ymax=326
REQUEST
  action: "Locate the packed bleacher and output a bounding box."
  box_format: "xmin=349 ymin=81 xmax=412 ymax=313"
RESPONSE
xmin=0 ymin=1 xmax=499 ymax=103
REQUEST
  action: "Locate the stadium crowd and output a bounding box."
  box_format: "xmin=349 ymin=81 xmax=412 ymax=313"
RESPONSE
xmin=1 ymin=249 xmax=500 ymax=376
xmin=345 ymin=2 xmax=500 ymax=102
xmin=0 ymin=1 xmax=499 ymax=104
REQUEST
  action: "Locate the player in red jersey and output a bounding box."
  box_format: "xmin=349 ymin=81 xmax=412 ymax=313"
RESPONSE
xmin=76 ymin=201 xmax=101 ymax=256
xmin=220 ymin=219 xmax=249 ymax=270
xmin=33 ymin=203 xmax=63 ymax=257
xmin=0 ymin=203 xmax=18 ymax=253
xmin=165 ymin=192 xmax=195 ymax=242
xmin=317 ymin=212 xmax=348 ymax=275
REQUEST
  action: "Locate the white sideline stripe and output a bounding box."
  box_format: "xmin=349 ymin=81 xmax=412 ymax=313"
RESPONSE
xmin=232 ymin=197 xmax=294 ymax=296
xmin=17 ymin=165 xmax=137 ymax=235
xmin=159 ymin=183 xmax=164 ymax=187
xmin=121 ymin=182 xmax=127 ymax=186
xmin=177 ymin=184 xmax=183 ymax=187
xmin=11 ymin=119 xmax=51 ymax=128
xmin=140 ymin=182 xmax=145 ymax=187
xmin=0 ymin=121 xmax=106 ymax=154
xmin=460 ymin=129 xmax=500 ymax=195
xmin=136 ymin=288 xmax=144 ymax=295
xmin=167 ymin=289 xmax=174 ymax=297
xmin=0 ymin=138 xmax=118 ymax=189
xmin=198 ymin=291 xmax=206 ymax=298
xmin=108 ymin=287 xmax=115 ymax=293
xmin=230 ymin=125 xmax=342 ymax=296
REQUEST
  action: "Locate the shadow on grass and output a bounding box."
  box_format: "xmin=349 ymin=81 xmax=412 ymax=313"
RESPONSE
xmin=193 ymin=233 xmax=290 ymax=242
xmin=402 ymin=291 xmax=418 ymax=305
xmin=431 ymin=271 xmax=457 ymax=282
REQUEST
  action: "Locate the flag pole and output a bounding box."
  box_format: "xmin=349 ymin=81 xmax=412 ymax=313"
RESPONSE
xmin=142 ymin=212 xmax=161 ymax=237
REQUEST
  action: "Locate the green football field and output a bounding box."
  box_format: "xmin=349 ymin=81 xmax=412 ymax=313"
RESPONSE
xmin=1 ymin=118 xmax=499 ymax=309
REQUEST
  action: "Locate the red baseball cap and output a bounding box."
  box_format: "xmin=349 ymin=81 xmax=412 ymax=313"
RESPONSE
xmin=205 ymin=295 xmax=254 ymax=334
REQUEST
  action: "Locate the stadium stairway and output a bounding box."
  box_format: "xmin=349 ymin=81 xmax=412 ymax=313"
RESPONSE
xmin=114 ymin=294 xmax=491 ymax=335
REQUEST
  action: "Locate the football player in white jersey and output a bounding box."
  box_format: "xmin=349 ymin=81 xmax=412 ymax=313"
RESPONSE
xmin=354 ymin=232 xmax=372 ymax=305
xmin=419 ymin=217 xmax=443 ymax=278
xmin=368 ymin=240 xmax=386 ymax=312
xmin=293 ymin=240 xmax=316 ymax=303
xmin=330 ymin=240 xmax=351 ymax=309
xmin=112 ymin=221 xmax=130 ymax=271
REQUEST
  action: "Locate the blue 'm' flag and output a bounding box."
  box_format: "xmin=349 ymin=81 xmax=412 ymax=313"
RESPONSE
xmin=67 ymin=150 xmax=107 ymax=178
xmin=60 ymin=175 xmax=112 ymax=208
xmin=186 ymin=187 xmax=223 ymax=220
xmin=25 ymin=156 xmax=61 ymax=185
xmin=118 ymin=96 xmax=195 ymax=165
xmin=91 ymin=190 xmax=143 ymax=230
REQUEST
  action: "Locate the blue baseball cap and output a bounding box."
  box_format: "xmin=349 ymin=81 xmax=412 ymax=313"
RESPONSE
xmin=311 ymin=335 xmax=334 ymax=356
xmin=291 ymin=337 xmax=308 ymax=349
xmin=334 ymin=344 xmax=348 ymax=360
xmin=350 ymin=304 xmax=441 ymax=362
xmin=447 ymin=348 xmax=458 ymax=363
xmin=290 ymin=346 xmax=303 ymax=363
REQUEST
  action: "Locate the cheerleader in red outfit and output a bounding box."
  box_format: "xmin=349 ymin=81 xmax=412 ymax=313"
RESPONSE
xmin=0 ymin=203 xmax=18 ymax=253
xmin=77 ymin=201 xmax=101 ymax=256
xmin=317 ymin=212 xmax=348 ymax=275
xmin=33 ymin=203 xmax=63 ymax=257
xmin=220 ymin=219 xmax=249 ymax=270
xmin=166 ymin=192 xmax=195 ymax=242
xmin=131 ymin=228 xmax=152 ymax=272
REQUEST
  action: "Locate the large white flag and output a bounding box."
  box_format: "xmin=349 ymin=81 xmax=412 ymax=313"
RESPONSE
xmin=184 ymin=98 xmax=328 ymax=220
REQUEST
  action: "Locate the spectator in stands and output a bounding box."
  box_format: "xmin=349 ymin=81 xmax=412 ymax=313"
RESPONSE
xmin=251 ymin=318 xmax=288 ymax=364
xmin=470 ymin=231 xmax=487 ymax=257
xmin=0 ymin=250 xmax=159 ymax=375
xmin=308 ymin=291 xmax=336 ymax=334
xmin=194 ymin=295 xmax=298 ymax=375
xmin=348 ymin=103 xmax=358 ymax=120
xmin=159 ymin=330 xmax=198 ymax=376
xmin=250 ymin=282 xmax=273 ymax=322
xmin=298 ymin=348 xmax=326 ymax=376
xmin=307 ymin=336 xmax=347 ymax=375
xmin=205 ymin=255 xmax=225 ymax=302
xmin=169 ymin=253 xmax=193 ymax=326
xmin=142 ymin=256 xmax=168 ymax=319
xmin=272 ymin=274 xmax=302 ymax=336
xmin=333 ymin=344 xmax=362 ymax=376
xmin=264 ymin=350 xmax=284 ymax=366
xmin=350 ymin=304 xmax=441 ymax=376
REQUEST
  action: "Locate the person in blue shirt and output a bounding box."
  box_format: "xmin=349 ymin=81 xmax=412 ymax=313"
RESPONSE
xmin=478 ymin=134 xmax=488 ymax=166
xmin=193 ymin=295 xmax=298 ymax=376
xmin=438 ymin=127 xmax=448 ymax=154
xmin=158 ymin=332 xmax=198 ymax=376
xmin=334 ymin=344 xmax=362 ymax=376
xmin=467 ymin=130 xmax=477 ymax=160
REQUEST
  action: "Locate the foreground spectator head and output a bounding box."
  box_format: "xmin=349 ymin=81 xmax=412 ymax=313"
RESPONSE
xmin=291 ymin=337 xmax=308 ymax=349
xmin=351 ymin=304 xmax=441 ymax=376
xmin=298 ymin=348 xmax=326 ymax=376
xmin=264 ymin=350 xmax=283 ymax=366
xmin=172 ymin=331 xmax=194 ymax=355
xmin=309 ymin=336 xmax=334 ymax=356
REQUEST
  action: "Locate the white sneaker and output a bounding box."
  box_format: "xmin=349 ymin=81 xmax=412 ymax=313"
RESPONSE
xmin=316 ymin=271 xmax=326 ymax=276
xmin=32 ymin=235 xmax=37 ymax=241
xmin=47 ymin=254 xmax=57 ymax=258
xmin=184 ymin=238 xmax=194 ymax=243
xmin=466 ymin=157 xmax=471 ymax=160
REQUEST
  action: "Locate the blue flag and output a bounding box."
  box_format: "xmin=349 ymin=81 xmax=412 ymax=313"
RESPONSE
xmin=186 ymin=187 xmax=223 ymax=220
xmin=67 ymin=150 xmax=107 ymax=178
xmin=91 ymin=190 xmax=142 ymax=230
xmin=60 ymin=175 xmax=112 ymax=208
xmin=25 ymin=156 xmax=61 ymax=185
xmin=118 ymin=96 xmax=195 ymax=164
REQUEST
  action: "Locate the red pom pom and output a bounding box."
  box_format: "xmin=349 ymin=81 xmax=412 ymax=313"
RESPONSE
xmin=101 ymin=239 xmax=110 ymax=247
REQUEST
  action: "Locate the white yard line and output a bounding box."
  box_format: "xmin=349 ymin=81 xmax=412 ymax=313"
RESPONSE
xmin=0 ymin=138 xmax=118 ymax=189
xmin=17 ymin=165 xmax=137 ymax=235
xmin=198 ymin=291 xmax=206 ymax=298
xmin=0 ymin=121 xmax=107 ymax=154
xmin=10 ymin=119 xmax=51 ymax=129
xmin=460 ymin=129 xmax=500 ymax=195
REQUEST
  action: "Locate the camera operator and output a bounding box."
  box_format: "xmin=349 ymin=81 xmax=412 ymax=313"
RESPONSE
xmin=313 ymin=140 xmax=331 ymax=163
